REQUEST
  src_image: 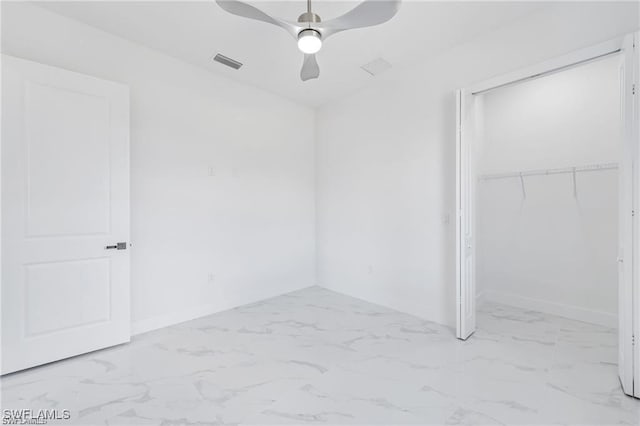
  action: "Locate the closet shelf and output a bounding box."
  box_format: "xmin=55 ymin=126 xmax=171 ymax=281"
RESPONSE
xmin=479 ymin=162 xmax=619 ymax=181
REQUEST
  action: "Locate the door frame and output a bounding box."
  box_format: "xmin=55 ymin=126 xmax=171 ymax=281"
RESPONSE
xmin=455 ymin=35 xmax=638 ymax=397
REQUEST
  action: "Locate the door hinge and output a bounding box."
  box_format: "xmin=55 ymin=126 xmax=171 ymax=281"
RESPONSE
xmin=633 ymin=84 xmax=636 ymax=95
xmin=633 ymin=335 xmax=636 ymax=346
xmin=632 ymin=210 xmax=636 ymax=217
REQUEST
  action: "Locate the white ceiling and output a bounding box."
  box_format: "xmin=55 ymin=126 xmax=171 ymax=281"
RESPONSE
xmin=36 ymin=1 xmax=547 ymax=107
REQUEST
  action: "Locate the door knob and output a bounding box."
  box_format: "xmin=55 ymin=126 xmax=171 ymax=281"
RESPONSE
xmin=105 ymin=242 xmax=127 ymax=250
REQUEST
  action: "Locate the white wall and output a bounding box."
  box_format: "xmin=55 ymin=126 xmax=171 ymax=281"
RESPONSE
xmin=316 ymin=2 xmax=639 ymax=328
xmin=3 ymin=2 xmax=637 ymax=334
xmin=476 ymin=55 xmax=621 ymax=327
xmin=1 ymin=3 xmax=316 ymax=334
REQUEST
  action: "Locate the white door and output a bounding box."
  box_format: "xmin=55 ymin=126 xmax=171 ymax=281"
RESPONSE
xmin=618 ymin=34 xmax=638 ymax=397
xmin=619 ymin=33 xmax=640 ymax=398
xmin=1 ymin=55 xmax=130 ymax=375
xmin=634 ymin=32 xmax=640 ymax=401
xmin=456 ymin=89 xmax=477 ymax=340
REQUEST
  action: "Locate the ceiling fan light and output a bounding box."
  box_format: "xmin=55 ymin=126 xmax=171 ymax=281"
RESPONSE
xmin=297 ymin=29 xmax=322 ymax=54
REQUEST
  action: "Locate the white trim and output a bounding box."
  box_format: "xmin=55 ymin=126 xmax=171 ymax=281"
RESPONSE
xmin=131 ymin=303 xmax=224 ymax=335
xmin=483 ymin=291 xmax=617 ymax=329
xmin=467 ymin=37 xmax=624 ymax=95
xmin=630 ymin=31 xmax=640 ymax=399
xmin=455 ymin=89 xmax=462 ymax=338
xmin=131 ymin=285 xmax=314 ymax=336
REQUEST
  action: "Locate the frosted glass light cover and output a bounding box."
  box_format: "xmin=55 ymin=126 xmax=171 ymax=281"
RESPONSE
xmin=298 ymin=29 xmax=322 ymax=54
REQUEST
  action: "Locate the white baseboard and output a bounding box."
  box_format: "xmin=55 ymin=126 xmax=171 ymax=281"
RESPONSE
xmin=318 ymin=283 xmax=453 ymax=328
xmin=131 ymin=285 xmax=314 ymax=336
xmin=131 ymin=303 xmax=224 ymax=335
xmin=483 ymin=290 xmax=617 ymax=328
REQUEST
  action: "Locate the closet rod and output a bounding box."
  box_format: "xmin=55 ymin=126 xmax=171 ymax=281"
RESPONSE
xmin=479 ymin=162 xmax=619 ymax=181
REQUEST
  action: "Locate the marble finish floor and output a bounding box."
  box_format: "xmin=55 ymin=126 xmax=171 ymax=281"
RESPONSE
xmin=1 ymin=286 xmax=638 ymax=425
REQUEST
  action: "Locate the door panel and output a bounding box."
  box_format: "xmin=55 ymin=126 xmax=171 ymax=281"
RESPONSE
xmin=25 ymin=81 xmax=111 ymax=237
xmin=456 ymin=89 xmax=477 ymax=340
xmin=25 ymin=258 xmax=111 ymax=336
xmin=1 ymin=55 xmax=130 ymax=375
xmin=619 ymin=33 xmax=637 ymax=397
xmin=635 ymin=32 xmax=640 ymax=401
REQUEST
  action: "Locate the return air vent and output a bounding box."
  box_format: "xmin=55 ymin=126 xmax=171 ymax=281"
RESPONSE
xmin=213 ymin=54 xmax=243 ymax=70
xmin=361 ymin=58 xmax=392 ymax=76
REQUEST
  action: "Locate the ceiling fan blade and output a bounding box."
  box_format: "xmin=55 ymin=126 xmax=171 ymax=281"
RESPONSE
xmin=318 ymin=0 xmax=401 ymax=38
xmin=216 ymin=0 xmax=299 ymax=38
xmin=300 ymin=54 xmax=320 ymax=81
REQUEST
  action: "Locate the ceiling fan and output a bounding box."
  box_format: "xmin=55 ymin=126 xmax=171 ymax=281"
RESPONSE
xmin=216 ymin=0 xmax=401 ymax=81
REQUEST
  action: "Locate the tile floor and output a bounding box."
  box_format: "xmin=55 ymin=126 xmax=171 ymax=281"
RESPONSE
xmin=1 ymin=286 xmax=638 ymax=425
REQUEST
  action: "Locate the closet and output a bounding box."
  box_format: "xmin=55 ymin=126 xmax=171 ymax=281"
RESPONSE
xmin=475 ymin=53 xmax=622 ymax=328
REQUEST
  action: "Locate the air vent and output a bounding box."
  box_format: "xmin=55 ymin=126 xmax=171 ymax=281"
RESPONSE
xmin=361 ymin=58 xmax=392 ymax=77
xmin=213 ymin=54 xmax=243 ymax=70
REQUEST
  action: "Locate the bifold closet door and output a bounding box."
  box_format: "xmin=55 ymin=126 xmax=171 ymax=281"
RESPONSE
xmin=456 ymin=89 xmax=477 ymax=340
xmin=635 ymin=31 xmax=640 ymax=401
xmin=619 ymin=33 xmax=640 ymax=398
xmin=1 ymin=55 xmax=131 ymax=374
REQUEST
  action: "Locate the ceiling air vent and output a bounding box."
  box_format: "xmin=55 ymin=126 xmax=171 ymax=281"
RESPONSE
xmin=213 ymin=54 xmax=243 ymax=70
xmin=361 ymin=58 xmax=392 ymax=77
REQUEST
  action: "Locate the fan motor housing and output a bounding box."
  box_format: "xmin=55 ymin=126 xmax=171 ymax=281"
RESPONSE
xmin=297 ymin=12 xmax=321 ymax=24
